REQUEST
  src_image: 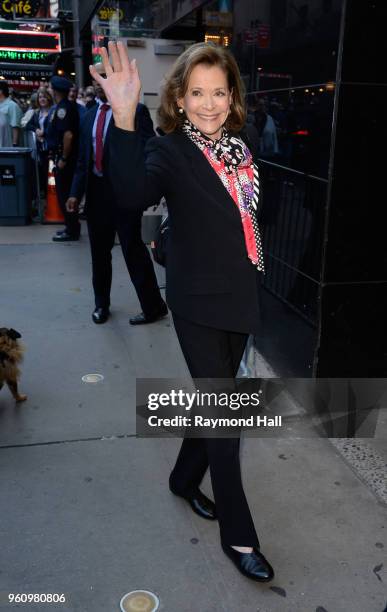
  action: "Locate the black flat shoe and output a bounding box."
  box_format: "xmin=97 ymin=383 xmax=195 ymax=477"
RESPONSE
xmin=55 ymin=229 xmax=81 ymax=237
xmin=129 ymin=304 xmax=168 ymax=325
xmin=221 ymin=542 xmax=274 ymax=582
xmin=52 ymin=232 xmax=79 ymax=242
xmin=92 ymin=308 xmax=110 ymax=324
xmin=169 ymin=483 xmax=217 ymax=521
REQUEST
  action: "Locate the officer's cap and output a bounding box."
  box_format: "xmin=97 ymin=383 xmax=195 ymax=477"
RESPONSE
xmin=51 ymin=76 xmax=73 ymax=93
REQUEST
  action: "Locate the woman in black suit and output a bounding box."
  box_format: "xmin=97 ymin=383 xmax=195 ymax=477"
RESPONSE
xmin=90 ymin=41 xmax=274 ymax=582
xmin=26 ymin=87 xmax=53 ymax=197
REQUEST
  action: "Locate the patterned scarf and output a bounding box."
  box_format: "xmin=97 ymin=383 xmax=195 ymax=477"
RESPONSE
xmin=182 ymin=119 xmax=264 ymax=273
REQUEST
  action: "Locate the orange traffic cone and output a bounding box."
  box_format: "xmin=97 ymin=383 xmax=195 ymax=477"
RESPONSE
xmin=44 ymin=159 xmax=64 ymax=224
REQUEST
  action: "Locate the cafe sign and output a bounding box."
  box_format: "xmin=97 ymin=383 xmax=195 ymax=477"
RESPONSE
xmin=0 ymin=0 xmax=42 ymax=18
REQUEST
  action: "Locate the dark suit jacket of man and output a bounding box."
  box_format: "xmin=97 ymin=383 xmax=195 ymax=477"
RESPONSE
xmin=108 ymin=126 xmax=263 ymax=335
xmin=70 ymin=102 xmax=155 ymax=209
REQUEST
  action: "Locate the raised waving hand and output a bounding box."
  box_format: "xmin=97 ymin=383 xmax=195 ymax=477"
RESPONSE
xmin=89 ymin=40 xmax=141 ymax=131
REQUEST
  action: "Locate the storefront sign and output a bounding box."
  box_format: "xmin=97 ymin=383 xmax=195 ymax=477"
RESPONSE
xmin=0 ymin=64 xmax=53 ymax=81
xmin=0 ymin=166 xmax=16 ymax=186
xmin=3 ymin=78 xmax=44 ymax=90
xmin=0 ymin=0 xmax=41 ymax=18
xmin=0 ymin=29 xmax=61 ymax=53
xmin=0 ymin=68 xmax=52 ymax=77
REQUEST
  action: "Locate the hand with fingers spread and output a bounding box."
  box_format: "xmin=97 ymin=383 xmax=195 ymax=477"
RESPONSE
xmin=89 ymin=40 xmax=141 ymax=131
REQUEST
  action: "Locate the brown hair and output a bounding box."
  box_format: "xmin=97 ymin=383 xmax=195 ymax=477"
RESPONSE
xmin=37 ymin=87 xmax=53 ymax=108
xmin=157 ymin=42 xmax=246 ymax=134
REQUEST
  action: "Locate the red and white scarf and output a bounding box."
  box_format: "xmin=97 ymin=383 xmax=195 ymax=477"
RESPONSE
xmin=182 ymin=119 xmax=264 ymax=273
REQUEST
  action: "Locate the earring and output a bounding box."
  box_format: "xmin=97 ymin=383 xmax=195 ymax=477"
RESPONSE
xmin=178 ymin=107 xmax=184 ymax=114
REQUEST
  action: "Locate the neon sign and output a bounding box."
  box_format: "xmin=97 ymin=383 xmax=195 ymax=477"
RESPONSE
xmin=0 ymin=29 xmax=61 ymax=53
xmin=0 ymin=49 xmax=48 ymax=61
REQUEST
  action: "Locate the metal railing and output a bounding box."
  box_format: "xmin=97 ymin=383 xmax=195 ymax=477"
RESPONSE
xmin=27 ymin=130 xmax=44 ymax=222
xmin=258 ymin=159 xmax=328 ymax=326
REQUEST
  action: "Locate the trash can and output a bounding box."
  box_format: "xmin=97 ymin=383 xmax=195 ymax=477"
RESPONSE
xmin=0 ymin=148 xmax=33 ymax=226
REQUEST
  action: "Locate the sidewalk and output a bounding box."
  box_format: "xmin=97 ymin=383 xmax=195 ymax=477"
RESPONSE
xmin=0 ymin=224 xmax=386 ymax=612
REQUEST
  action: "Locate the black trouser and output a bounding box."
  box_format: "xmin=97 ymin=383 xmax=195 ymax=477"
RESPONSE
xmin=55 ymin=161 xmax=80 ymax=238
xmin=170 ymin=312 xmax=260 ymax=548
xmin=38 ymin=149 xmax=49 ymax=197
xmin=86 ymin=173 xmax=165 ymax=313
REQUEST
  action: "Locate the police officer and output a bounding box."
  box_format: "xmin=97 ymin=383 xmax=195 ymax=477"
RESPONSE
xmin=47 ymin=76 xmax=80 ymax=241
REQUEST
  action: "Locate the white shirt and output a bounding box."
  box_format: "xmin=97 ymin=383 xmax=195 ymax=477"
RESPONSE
xmin=0 ymin=97 xmax=22 ymax=128
xmin=92 ymin=99 xmax=112 ymax=176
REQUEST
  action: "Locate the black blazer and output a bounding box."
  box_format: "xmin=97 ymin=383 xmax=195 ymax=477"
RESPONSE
xmin=109 ymin=126 xmax=263 ymax=334
xmin=70 ymin=103 xmax=155 ymax=210
xmin=25 ymin=109 xmax=50 ymax=152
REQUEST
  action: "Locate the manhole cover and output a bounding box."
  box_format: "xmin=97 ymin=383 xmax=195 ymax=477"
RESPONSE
xmin=81 ymin=373 xmax=104 ymax=383
xmin=120 ymin=590 xmax=159 ymax=612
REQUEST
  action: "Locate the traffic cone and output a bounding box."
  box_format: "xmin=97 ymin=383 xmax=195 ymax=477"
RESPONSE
xmin=44 ymin=159 xmax=64 ymax=224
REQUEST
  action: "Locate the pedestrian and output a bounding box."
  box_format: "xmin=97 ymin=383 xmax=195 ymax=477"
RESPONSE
xmin=26 ymin=87 xmax=54 ymax=196
xmin=0 ymin=81 xmax=22 ymax=147
xmin=68 ymin=84 xmax=86 ymax=120
xmin=76 ymin=87 xmax=86 ymax=105
xmin=91 ymin=41 xmax=274 ymax=582
xmin=253 ymin=98 xmax=279 ymax=159
xmin=46 ymin=76 xmax=80 ymax=241
xmin=65 ymin=68 xmax=167 ymax=325
xmin=84 ymin=85 xmax=97 ymax=109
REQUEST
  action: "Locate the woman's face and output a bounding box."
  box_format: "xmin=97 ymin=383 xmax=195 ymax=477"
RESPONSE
xmin=38 ymin=93 xmax=49 ymax=108
xmin=177 ymin=63 xmax=232 ymax=140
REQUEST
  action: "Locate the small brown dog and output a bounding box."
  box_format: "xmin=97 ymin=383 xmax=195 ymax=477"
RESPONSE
xmin=0 ymin=328 xmax=27 ymax=402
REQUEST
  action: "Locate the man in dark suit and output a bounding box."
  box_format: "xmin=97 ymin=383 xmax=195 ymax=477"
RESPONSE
xmin=66 ymin=76 xmax=167 ymax=325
